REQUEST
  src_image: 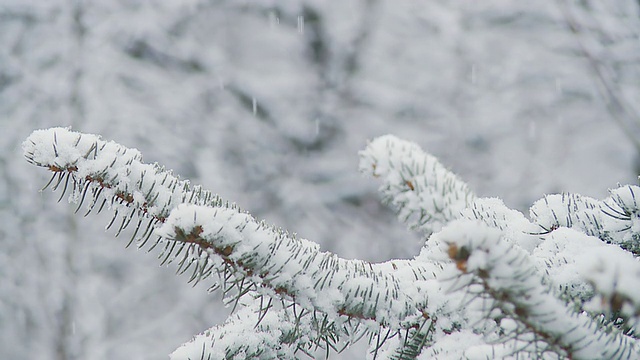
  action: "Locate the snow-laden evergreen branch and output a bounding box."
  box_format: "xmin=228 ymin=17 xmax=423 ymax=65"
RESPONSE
xmin=23 ymin=128 xmax=438 ymax=358
xmin=22 ymin=128 xmax=640 ymax=359
xmin=530 ymin=186 xmax=640 ymax=255
xmin=577 ymin=242 xmax=640 ymax=337
xmin=429 ymin=219 xmax=640 ymax=359
xmin=170 ymin=297 xmax=363 ymax=359
xmin=359 ymin=135 xmax=476 ymax=235
xmin=171 ymin=303 xmax=301 ymax=359
xmin=154 ymin=203 xmax=436 ymax=327
xmin=359 ymin=136 xmax=640 ymax=358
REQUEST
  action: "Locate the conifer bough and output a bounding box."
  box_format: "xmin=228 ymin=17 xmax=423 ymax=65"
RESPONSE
xmin=23 ymin=128 xmax=640 ymax=359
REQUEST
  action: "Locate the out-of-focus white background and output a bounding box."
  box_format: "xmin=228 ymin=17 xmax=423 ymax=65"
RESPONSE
xmin=1 ymin=1 xmax=639 ymax=358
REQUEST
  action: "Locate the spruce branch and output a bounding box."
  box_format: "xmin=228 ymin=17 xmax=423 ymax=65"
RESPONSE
xmin=530 ymin=193 xmax=604 ymax=238
xmin=23 ymin=128 xmax=436 ymax=357
xmin=432 ymin=219 xmax=640 ymax=359
xmin=576 ymin=243 xmax=640 ymax=337
xmin=530 ymin=186 xmax=640 ymax=255
xmin=155 ymin=202 xmax=435 ymax=327
xmin=461 ymin=197 xmax=541 ymax=253
xmin=23 ymin=128 xmax=640 ymax=359
xmin=359 ymin=135 xmax=476 ymax=235
xmin=384 ymin=317 xmax=436 ymax=360
xmin=171 ymin=297 xmax=351 ymax=360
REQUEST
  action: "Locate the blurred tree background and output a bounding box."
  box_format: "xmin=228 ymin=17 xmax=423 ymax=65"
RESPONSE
xmin=1 ymin=0 xmax=639 ymax=358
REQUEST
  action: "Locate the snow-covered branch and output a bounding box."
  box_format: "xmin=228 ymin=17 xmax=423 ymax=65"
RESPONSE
xmin=171 ymin=303 xmax=301 ymax=360
xmin=530 ymin=186 xmax=640 ymax=255
xmin=22 ymin=128 xmax=437 ymax=357
xmin=23 ymin=128 xmax=640 ymax=359
xmin=155 ymin=202 xmax=436 ymax=327
xmin=359 ymin=135 xmax=476 ymax=235
xmin=431 ymin=219 xmax=640 ymax=359
xmin=169 ymin=297 xmax=356 ymax=360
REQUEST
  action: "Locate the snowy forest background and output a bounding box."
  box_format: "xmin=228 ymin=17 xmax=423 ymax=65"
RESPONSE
xmin=1 ymin=1 xmax=640 ymax=359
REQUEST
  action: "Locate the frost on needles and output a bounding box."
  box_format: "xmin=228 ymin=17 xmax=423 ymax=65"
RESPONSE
xmin=22 ymin=128 xmax=640 ymax=359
